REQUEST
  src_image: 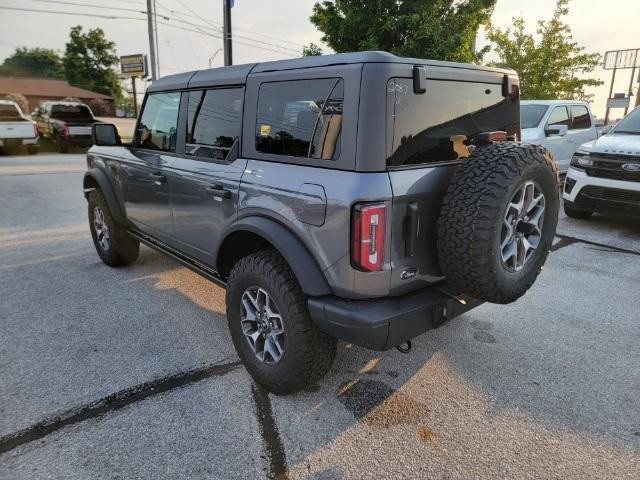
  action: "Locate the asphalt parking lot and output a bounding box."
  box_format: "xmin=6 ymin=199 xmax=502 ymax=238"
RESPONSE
xmin=1 ymin=153 xmax=639 ymax=479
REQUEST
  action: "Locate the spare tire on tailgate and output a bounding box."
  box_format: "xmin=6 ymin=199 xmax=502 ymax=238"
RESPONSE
xmin=437 ymin=143 xmax=559 ymax=304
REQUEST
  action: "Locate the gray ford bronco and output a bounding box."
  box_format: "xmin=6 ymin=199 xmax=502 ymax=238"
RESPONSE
xmin=85 ymin=52 xmax=559 ymax=394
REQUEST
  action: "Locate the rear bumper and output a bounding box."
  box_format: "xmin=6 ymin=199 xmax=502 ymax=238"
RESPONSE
xmin=0 ymin=137 xmax=38 ymax=146
xmin=308 ymin=287 xmax=482 ymax=351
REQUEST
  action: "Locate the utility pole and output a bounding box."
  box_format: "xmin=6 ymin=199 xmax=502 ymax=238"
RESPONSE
xmin=223 ymin=0 xmax=232 ymax=66
xmin=146 ymin=0 xmax=158 ymax=80
xmin=153 ymin=0 xmax=160 ymax=77
xmin=131 ymin=77 xmax=138 ymax=117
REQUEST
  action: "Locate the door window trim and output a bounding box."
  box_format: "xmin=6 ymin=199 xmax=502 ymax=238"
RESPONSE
xmin=131 ymin=90 xmax=187 ymax=157
xmin=545 ymin=105 xmax=570 ymax=128
xmin=568 ymin=104 xmax=592 ymax=130
xmin=184 ymin=86 xmax=245 ymax=164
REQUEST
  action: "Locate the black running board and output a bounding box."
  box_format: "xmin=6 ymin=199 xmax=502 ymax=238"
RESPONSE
xmin=128 ymin=230 xmax=228 ymax=289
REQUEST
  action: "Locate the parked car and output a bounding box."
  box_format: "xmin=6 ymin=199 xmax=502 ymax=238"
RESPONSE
xmin=0 ymin=99 xmax=38 ymax=154
xmin=563 ymin=106 xmax=640 ymax=219
xmin=32 ymin=101 xmax=97 ymax=153
xmin=521 ymin=100 xmax=598 ymax=173
xmin=84 ymin=52 xmax=559 ymax=394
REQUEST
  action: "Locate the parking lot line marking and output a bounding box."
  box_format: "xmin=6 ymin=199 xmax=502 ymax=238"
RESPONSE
xmin=554 ymin=233 xmax=640 ymax=256
xmin=0 ymin=360 xmax=241 ymax=455
xmin=251 ymin=384 xmax=288 ymax=480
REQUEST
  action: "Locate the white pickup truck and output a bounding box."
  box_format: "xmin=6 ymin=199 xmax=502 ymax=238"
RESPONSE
xmin=0 ymin=100 xmax=39 ymax=154
xmin=521 ymin=100 xmax=598 ymax=173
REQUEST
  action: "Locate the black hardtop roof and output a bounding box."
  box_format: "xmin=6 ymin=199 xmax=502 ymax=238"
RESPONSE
xmin=147 ymin=51 xmax=515 ymax=92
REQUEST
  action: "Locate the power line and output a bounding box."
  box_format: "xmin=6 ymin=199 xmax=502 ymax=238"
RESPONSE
xmin=0 ymin=5 xmax=144 ymax=21
xmin=166 ymin=0 xmax=306 ymax=50
xmin=25 ymin=0 xmax=302 ymax=56
xmin=3 ymin=3 xmax=302 ymax=62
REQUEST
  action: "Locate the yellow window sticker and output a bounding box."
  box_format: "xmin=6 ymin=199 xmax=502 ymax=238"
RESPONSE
xmin=260 ymin=124 xmax=271 ymax=137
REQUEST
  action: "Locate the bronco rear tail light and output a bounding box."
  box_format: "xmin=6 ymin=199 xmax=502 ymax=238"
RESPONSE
xmin=62 ymin=123 xmax=70 ymax=139
xmin=32 ymin=122 xmax=38 ymax=138
xmin=352 ymin=203 xmax=386 ymax=272
xmin=478 ymin=131 xmax=507 ymax=143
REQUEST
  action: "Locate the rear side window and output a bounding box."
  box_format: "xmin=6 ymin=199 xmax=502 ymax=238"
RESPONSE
xmin=570 ymin=105 xmax=591 ymax=129
xmin=50 ymin=104 xmax=94 ymax=122
xmin=137 ymin=92 xmax=180 ymax=152
xmin=256 ymin=78 xmax=343 ymax=160
xmin=547 ymin=106 xmax=570 ymax=127
xmin=387 ymin=78 xmax=519 ymax=167
xmin=0 ymin=104 xmax=21 ymax=121
xmin=186 ymin=88 xmax=243 ymax=161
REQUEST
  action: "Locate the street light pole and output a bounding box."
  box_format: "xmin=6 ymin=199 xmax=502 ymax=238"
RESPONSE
xmin=209 ymin=48 xmax=223 ymax=68
xmin=223 ymin=0 xmax=232 ymax=66
xmin=146 ymin=0 xmax=157 ymax=80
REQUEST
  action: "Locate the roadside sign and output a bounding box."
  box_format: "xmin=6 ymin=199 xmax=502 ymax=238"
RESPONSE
xmin=120 ymin=54 xmax=148 ymax=77
xmin=606 ymin=97 xmax=630 ymax=109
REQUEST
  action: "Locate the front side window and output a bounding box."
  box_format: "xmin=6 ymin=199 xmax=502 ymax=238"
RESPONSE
xmin=547 ymin=106 xmax=570 ymax=127
xmin=137 ymin=92 xmax=180 ymax=152
xmin=387 ymin=78 xmax=520 ymax=167
xmin=570 ymin=105 xmax=591 ymax=129
xmin=256 ymin=78 xmax=343 ymax=160
xmin=186 ymin=88 xmax=243 ymax=161
xmin=521 ymin=104 xmax=548 ymax=129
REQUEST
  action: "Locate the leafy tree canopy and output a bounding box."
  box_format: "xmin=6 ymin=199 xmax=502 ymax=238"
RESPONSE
xmin=310 ymin=0 xmax=497 ymax=63
xmin=0 ymin=47 xmax=64 ymax=78
xmin=303 ymin=43 xmax=323 ymax=57
xmin=63 ymin=26 xmax=121 ymax=99
xmin=487 ymin=0 xmax=602 ymax=101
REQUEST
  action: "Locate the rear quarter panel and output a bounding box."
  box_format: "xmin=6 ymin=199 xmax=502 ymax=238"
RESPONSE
xmin=238 ymin=160 xmax=393 ymax=299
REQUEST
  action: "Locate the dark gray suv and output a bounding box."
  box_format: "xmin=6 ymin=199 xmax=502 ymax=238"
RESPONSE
xmin=85 ymin=52 xmax=559 ymax=394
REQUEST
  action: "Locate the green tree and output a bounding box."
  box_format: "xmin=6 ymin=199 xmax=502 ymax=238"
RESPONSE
xmin=310 ymin=0 xmax=496 ymax=63
xmin=302 ymin=43 xmax=323 ymax=56
xmin=0 ymin=47 xmax=64 ymax=78
xmin=63 ymin=26 xmax=121 ymax=98
xmin=487 ymin=0 xmax=602 ymax=101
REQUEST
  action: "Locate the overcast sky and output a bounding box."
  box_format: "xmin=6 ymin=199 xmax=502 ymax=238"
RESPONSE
xmin=1 ymin=0 xmax=638 ymax=117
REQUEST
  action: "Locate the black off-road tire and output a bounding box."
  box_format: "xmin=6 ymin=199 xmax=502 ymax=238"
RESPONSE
xmin=26 ymin=145 xmax=39 ymax=155
xmin=226 ymin=249 xmax=337 ymax=395
xmin=564 ymin=201 xmax=593 ymax=219
xmin=88 ymin=189 xmax=139 ymax=267
xmin=437 ymin=143 xmax=559 ymax=304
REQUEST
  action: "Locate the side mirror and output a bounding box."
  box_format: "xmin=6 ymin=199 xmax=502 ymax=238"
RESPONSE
xmin=92 ymin=123 xmax=121 ymax=147
xmin=545 ymin=124 xmax=568 ymax=137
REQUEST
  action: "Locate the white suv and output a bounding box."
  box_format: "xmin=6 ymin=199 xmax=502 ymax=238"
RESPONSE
xmin=521 ymin=100 xmax=598 ymax=173
xmin=563 ymin=106 xmax=640 ymax=219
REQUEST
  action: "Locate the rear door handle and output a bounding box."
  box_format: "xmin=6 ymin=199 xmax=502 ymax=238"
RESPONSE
xmin=149 ymin=172 xmax=166 ymax=185
xmin=207 ymin=184 xmax=232 ymax=200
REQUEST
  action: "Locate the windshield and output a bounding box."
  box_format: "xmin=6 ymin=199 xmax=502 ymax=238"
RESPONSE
xmin=612 ymin=108 xmax=640 ymax=135
xmin=521 ymin=104 xmax=548 ymax=129
xmin=50 ymin=104 xmax=94 ymax=122
xmin=0 ymin=104 xmax=23 ymax=121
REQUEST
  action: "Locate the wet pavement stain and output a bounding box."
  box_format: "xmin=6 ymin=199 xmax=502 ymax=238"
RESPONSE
xmin=336 ymin=379 xmax=431 ymax=428
xmin=469 ymin=319 xmax=493 ymax=331
xmin=473 ymin=331 xmax=497 ymax=344
xmin=417 ymin=424 xmax=440 ymax=444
